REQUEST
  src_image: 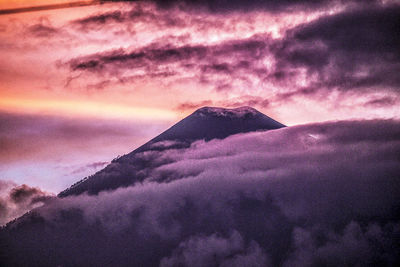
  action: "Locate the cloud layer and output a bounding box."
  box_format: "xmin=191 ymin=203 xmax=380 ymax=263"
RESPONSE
xmin=64 ymin=2 xmax=400 ymax=115
xmin=273 ymin=5 xmax=400 ymax=96
xmin=118 ymin=0 xmax=380 ymax=12
xmin=2 ymin=119 xmax=399 ymax=266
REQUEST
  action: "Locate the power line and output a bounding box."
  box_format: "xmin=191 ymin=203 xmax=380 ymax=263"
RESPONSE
xmin=0 ymin=0 xmax=104 ymax=15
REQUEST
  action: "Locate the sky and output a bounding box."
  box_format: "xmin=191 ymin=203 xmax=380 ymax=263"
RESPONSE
xmin=0 ymin=0 xmax=399 ymax=193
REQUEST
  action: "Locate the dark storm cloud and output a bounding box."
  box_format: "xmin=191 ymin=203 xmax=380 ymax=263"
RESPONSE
xmin=273 ymin=5 xmax=400 ymax=95
xmin=2 ymin=119 xmax=400 ymax=266
xmin=0 ymin=181 xmax=54 ymax=226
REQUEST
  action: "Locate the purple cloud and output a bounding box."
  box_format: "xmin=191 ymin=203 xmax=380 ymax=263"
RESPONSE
xmin=0 ymin=181 xmax=54 ymax=226
xmin=66 ymin=35 xmax=271 ymax=93
xmin=160 ymin=231 xmax=269 ymax=267
xmin=118 ymin=0 xmax=380 ymax=13
xmin=272 ymin=5 xmax=400 ymax=96
xmin=64 ymin=3 xmax=400 ymax=108
xmin=2 ymin=119 xmax=399 ymax=265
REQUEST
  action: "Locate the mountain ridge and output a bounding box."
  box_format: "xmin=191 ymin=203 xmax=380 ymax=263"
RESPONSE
xmin=58 ymin=106 xmax=285 ymax=197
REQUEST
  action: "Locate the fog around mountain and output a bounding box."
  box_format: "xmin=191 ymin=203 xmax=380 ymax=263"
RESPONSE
xmin=1 ymin=108 xmax=400 ymax=266
xmin=59 ymin=107 xmax=285 ymax=197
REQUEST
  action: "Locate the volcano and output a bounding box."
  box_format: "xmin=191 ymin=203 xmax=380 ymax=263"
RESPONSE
xmin=2 ymin=109 xmax=400 ymax=267
xmin=59 ymin=106 xmax=285 ymax=197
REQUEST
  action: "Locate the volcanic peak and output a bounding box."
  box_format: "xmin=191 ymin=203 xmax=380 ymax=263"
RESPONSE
xmin=194 ymin=106 xmax=259 ymax=118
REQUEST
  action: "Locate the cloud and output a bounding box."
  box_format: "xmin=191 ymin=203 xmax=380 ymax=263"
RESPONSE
xmin=160 ymin=231 xmax=269 ymax=267
xmin=272 ymin=5 xmax=400 ymax=97
xmin=0 ymin=181 xmax=54 ymax=226
xmin=74 ymin=10 xmax=124 ymax=26
xmin=2 ymin=0 xmax=399 ymax=131
xmin=69 ymin=44 xmax=208 ymax=72
xmin=70 ymin=161 xmax=109 ymax=175
xmin=175 ymin=96 xmax=271 ymax=113
xmin=71 ymin=4 xmax=186 ymax=32
xmin=175 ymin=100 xmax=213 ymax=112
xmin=67 ymin=35 xmax=271 ymax=91
xmin=364 ymin=96 xmax=398 ymax=107
xmin=64 ymin=3 xmax=400 ymax=109
xmin=2 ymin=119 xmax=400 ymax=265
xmin=141 ymin=0 xmax=379 ymax=12
xmin=27 ymin=22 xmax=59 ymax=38
xmin=284 ymin=222 xmax=400 ymax=266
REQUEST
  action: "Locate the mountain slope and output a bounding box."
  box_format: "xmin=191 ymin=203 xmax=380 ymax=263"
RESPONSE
xmin=144 ymin=106 xmax=285 ymax=143
xmin=59 ymin=106 xmax=285 ymax=197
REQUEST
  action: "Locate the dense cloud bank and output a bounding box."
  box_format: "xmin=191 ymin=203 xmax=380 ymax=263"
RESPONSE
xmin=1 ymin=119 xmax=400 ymax=266
xmin=111 ymin=0 xmax=380 ymax=12
xmin=0 ymin=181 xmax=54 ymax=226
xmin=273 ymin=5 xmax=400 ymax=96
xmin=67 ymin=3 xmax=400 ymax=109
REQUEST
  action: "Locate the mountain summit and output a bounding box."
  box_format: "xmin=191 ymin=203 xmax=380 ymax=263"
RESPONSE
xmin=59 ymin=106 xmax=285 ymax=197
xmin=140 ymin=106 xmax=285 ymax=145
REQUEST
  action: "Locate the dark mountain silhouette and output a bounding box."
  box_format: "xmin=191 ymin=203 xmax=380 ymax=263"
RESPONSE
xmin=141 ymin=106 xmax=285 ymax=144
xmin=58 ymin=106 xmax=285 ymax=197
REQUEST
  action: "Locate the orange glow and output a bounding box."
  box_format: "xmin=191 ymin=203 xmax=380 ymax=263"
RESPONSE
xmin=0 ymin=96 xmax=177 ymax=121
xmin=0 ymin=0 xmax=97 ymax=10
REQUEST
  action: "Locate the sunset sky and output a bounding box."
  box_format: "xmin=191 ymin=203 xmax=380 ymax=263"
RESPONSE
xmin=0 ymin=0 xmax=399 ymax=193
